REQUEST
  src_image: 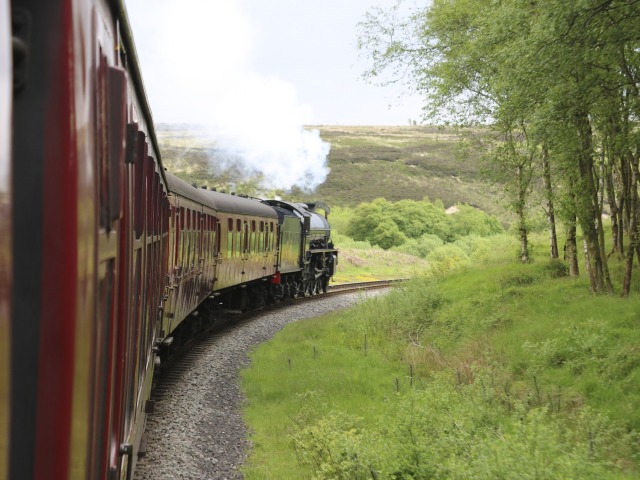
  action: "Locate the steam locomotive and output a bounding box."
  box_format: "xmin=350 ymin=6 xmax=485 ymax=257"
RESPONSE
xmin=0 ymin=1 xmax=337 ymax=479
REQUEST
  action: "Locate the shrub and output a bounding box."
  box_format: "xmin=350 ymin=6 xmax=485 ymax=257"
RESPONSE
xmin=447 ymin=204 xmax=504 ymax=240
xmin=427 ymin=244 xmax=470 ymax=274
xmin=372 ymin=218 xmax=407 ymax=249
xmin=544 ymin=259 xmax=570 ymax=278
xmin=392 ymin=233 xmax=444 ymax=258
xmin=292 ymin=378 xmax=618 ymax=480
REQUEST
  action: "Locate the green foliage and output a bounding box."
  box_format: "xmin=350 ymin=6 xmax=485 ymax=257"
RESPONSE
xmin=427 ymin=244 xmax=470 ymax=274
xmin=292 ymin=412 xmax=369 ymax=480
xmin=242 ymin=240 xmax=640 ymax=478
xmin=524 ymin=320 xmax=640 ymax=382
xmin=543 ymin=259 xmax=570 ymax=278
xmin=392 ymin=233 xmax=443 ymax=258
xmin=447 ymin=204 xmax=504 ymax=240
xmin=388 ymin=199 xmax=449 ymax=239
xmin=357 ymin=0 xmax=640 ymax=292
xmin=372 ymin=218 xmax=407 ymax=249
xmin=347 ymin=198 xmax=504 ymax=250
xmin=293 ymin=383 xmax=617 ymax=480
xmin=346 ymin=197 xmax=389 ymax=242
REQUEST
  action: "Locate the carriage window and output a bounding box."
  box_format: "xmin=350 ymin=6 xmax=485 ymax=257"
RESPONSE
xmin=202 ymin=215 xmax=208 ymax=254
xmin=235 ymin=220 xmax=242 ymax=256
xmin=250 ymin=221 xmax=256 ymax=253
xmin=239 ymin=222 xmax=247 ymax=255
xmin=227 ymin=218 xmax=234 ymax=257
xmin=268 ymin=222 xmax=274 ymax=251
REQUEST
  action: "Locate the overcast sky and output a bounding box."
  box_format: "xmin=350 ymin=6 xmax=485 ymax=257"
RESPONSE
xmin=125 ymin=0 xmax=422 ymax=126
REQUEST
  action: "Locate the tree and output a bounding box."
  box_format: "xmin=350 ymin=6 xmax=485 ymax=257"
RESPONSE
xmin=389 ymin=199 xmax=450 ymax=240
xmin=347 ymin=198 xmax=390 ymax=242
xmin=358 ymin=0 xmax=640 ymax=293
xmin=447 ymin=204 xmax=504 ymax=241
xmin=372 ymin=218 xmax=407 ymax=249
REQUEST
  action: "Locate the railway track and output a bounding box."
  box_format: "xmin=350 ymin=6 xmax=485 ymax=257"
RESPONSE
xmin=155 ymin=279 xmax=404 ymax=375
xmin=326 ymin=278 xmax=406 ymax=294
xmin=135 ymin=287 xmax=391 ymax=478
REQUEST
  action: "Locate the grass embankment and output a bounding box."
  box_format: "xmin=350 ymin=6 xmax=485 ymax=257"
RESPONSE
xmin=241 ymin=249 xmax=640 ymax=479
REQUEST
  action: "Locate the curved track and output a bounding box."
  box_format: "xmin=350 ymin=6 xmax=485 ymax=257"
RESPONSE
xmin=135 ymin=288 xmax=392 ymax=479
xmin=158 ymin=279 xmax=404 ymax=372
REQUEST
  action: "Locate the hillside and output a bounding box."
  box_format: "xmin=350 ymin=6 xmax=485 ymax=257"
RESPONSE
xmin=157 ymin=124 xmax=508 ymax=219
xmin=301 ymin=125 xmax=504 ymax=217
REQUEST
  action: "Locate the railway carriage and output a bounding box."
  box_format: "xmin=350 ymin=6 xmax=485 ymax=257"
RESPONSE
xmin=163 ymin=173 xmax=220 ymax=337
xmin=6 ymin=0 xmax=170 ymax=478
xmin=1 ymin=1 xmax=337 ymax=479
xmin=203 ymin=189 xmax=279 ymax=296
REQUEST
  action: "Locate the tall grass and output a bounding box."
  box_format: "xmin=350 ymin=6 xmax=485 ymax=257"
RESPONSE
xmin=241 ymin=236 xmax=640 ymax=479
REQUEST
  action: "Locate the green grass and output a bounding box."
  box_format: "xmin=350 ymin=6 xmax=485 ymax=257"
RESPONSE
xmin=241 ymin=314 xmax=406 ymax=479
xmin=241 ymin=237 xmax=640 ymax=479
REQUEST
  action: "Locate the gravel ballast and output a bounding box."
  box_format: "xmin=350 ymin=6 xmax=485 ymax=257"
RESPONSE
xmin=134 ymin=291 xmax=384 ymax=480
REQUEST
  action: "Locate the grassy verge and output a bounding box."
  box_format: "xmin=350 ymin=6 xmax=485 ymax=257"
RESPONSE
xmin=241 ymin=240 xmax=640 ymax=479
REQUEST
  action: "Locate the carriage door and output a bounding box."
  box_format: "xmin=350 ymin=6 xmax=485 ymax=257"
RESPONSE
xmin=242 ymin=220 xmax=250 ymax=275
xmin=94 ymin=43 xmax=127 ymax=480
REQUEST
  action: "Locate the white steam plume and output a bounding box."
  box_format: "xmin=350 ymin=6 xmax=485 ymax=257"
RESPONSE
xmin=126 ymin=0 xmax=330 ymax=191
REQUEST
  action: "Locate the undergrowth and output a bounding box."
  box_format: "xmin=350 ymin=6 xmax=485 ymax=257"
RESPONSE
xmin=241 ymin=240 xmax=640 ymax=479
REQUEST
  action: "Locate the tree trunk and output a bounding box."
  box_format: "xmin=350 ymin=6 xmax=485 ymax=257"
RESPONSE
xmin=597 ymin=149 xmax=614 ymax=292
xmin=574 ymin=112 xmax=607 ymax=293
xmin=622 ymin=152 xmax=639 ymax=295
xmin=516 ymin=164 xmax=529 ymax=263
xmin=566 ymin=221 xmax=579 ymax=278
xmin=604 ymin=156 xmax=621 ymax=258
xmin=542 ymin=147 xmax=559 ymax=259
xmin=565 ymin=180 xmax=579 ymax=278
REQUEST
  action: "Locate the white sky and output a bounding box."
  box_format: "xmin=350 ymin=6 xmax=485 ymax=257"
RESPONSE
xmin=125 ymin=0 xmax=423 ymax=126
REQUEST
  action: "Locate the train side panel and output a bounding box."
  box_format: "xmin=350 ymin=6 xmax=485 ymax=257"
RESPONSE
xmin=7 ymin=1 xmax=169 ymax=478
xmin=9 ymin=1 xmax=117 ymax=478
xmin=278 ymin=213 xmax=304 ymax=274
xmin=164 ymin=194 xmax=219 ymax=335
xmin=0 ymin=0 xmax=11 ymax=478
xmin=125 ymin=129 xmax=168 ymax=475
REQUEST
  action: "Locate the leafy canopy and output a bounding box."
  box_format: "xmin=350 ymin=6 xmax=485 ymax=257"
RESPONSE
xmin=347 ymin=197 xmax=503 ymax=250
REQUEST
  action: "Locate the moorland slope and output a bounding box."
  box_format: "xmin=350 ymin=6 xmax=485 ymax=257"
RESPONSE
xmin=157 ymin=124 xmax=507 ymax=218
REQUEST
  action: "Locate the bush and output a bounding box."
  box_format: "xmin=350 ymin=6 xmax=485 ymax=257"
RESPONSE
xmin=372 ymin=218 xmax=407 ymax=249
xmin=447 ymin=204 xmax=504 ymax=240
xmin=389 ymin=199 xmax=450 ymax=240
xmin=346 ymin=198 xmax=390 ymax=242
xmin=292 ymin=378 xmax=618 ymax=480
xmin=427 ymin=244 xmax=470 ymax=273
xmin=347 ymin=198 xmax=451 ymax=246
xmin=544 ymin=259 xmax=570 ymax=278
xmin=392 ymin=233 xmax=444 ymax=258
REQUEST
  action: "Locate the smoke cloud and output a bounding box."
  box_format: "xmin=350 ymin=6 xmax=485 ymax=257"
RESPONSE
xmin=126 ymin=0 xmax=330 ymax=191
